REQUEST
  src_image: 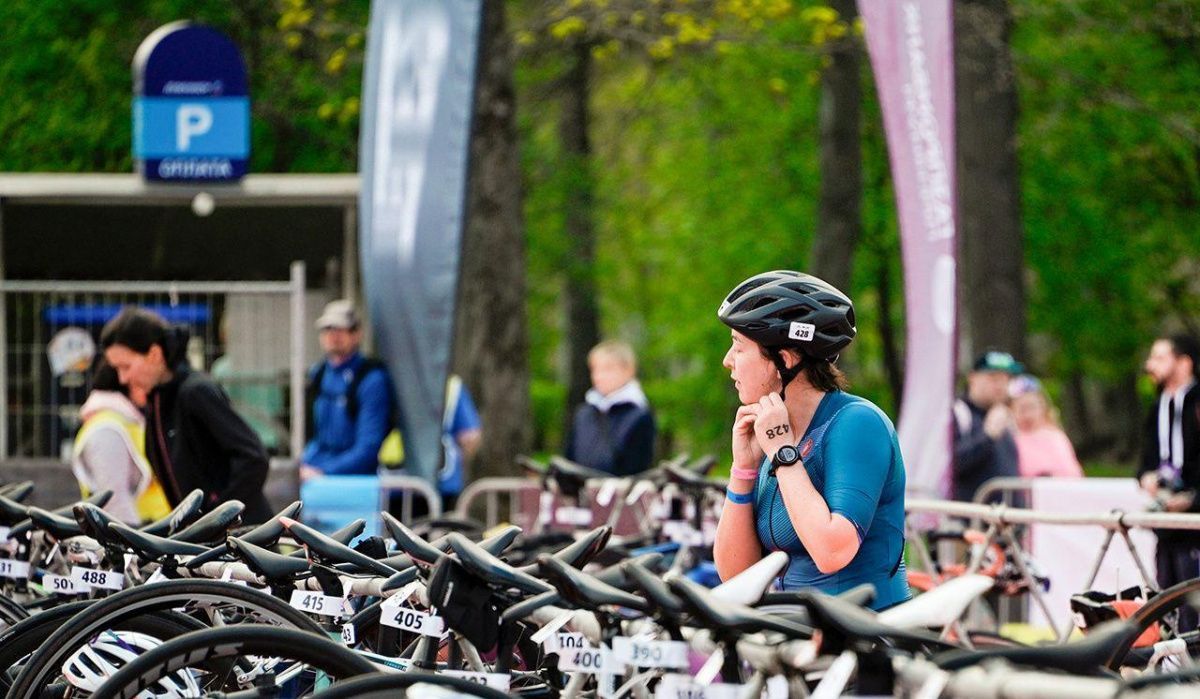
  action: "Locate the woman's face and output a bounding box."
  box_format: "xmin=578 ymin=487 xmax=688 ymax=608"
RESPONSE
xmin=104 ymin=344 xmax=167 ymax=396
xmin=722 ymin=330 xmax=780 ymax=405
xmin=1012 ymin=392 xmax=1048 ymax=432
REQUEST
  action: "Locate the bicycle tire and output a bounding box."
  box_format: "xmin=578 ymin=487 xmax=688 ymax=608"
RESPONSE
xmin=1104 ymin=576 xmax=1200 ymax=671
xmin=0 ymin=601 xmax=206 ymax=695
xmin=310 ymin=670 xmax=514 ymax=699
xmin=10 ymin=579 xmax=325 ymax=697
xmin=0 ymin=593 xmax=28 ymax=635
xmin=90 ymin=625 xmax=378 ymax=699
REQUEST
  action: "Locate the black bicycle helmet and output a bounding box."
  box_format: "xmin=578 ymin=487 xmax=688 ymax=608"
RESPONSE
xmin=718 ymin=271 xmax=856 ymax=396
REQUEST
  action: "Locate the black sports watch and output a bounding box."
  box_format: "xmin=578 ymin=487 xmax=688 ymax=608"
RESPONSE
xmin=768 ymin=444 xmax=801 ymax=477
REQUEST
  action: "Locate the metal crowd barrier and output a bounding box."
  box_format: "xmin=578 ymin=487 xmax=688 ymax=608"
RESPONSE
xmin=378 ymin=474 xmax=442 ymax=524
xmin=905 ymin=497 xmax=1200 ymax=642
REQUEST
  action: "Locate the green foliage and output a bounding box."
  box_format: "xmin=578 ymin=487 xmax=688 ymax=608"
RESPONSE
xmin=0 ymin=0 xmax=366 ymax=173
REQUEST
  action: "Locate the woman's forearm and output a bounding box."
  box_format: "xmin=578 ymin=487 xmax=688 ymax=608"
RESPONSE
xmin=714 ymin=481 xmax=762 ymax=581
xmin=775 ymin=467 xmax=859 ymax=573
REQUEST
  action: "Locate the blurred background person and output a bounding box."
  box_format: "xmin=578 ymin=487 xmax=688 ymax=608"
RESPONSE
xmin=951 ymin=351 xmax=1022 ymax=502
xmin=101 ymin=307 xmax=272 ymax=523
xmin=1010 ymin=374 xmax=1083 ymax=479
xmin=71 ymin=359 xmax=171 ymax=524
xmin=564 ymin=340 xmax=656 ymax=477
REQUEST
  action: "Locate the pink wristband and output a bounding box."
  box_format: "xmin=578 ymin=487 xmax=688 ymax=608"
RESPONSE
xmin=730 ymin=466 xmax=759 ymax=481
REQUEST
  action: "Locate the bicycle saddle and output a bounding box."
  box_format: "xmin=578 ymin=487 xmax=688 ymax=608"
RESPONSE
xmin=0 ymin=481 xmax=34 ymax=502
xmin=501 ymin=552 xmax=663 ymax=624
xmin=517 ymin=526 xmax=612 ymax=576
xmin=446 ymin=532 xmax=553 ymax=596
xmin=26 ymin=506 xmax=84 ymax=540
xmin=288 ymin=518 xmax=366 ymax=559
xmin=382 ymin=512 xmax=445 ymax=566
xmin=73 ymin=503 xmax=125 ymax=547
xmin=140 ymin=490 xmax=206 ymax=538
xmin=548 ymin=456 xmax=609 ymax=499
xmin=238 ymin=501 xmax=305 ymax=548
xmin=8 ymin=490 xmax=114 ymax=539
xmin=478 ymin=524 xmax=523 ymax=556
xmin=934 ymin=619 xmax=1136 ymax=676
xmin=280 ymin=517 xmax=396 ymax=577
xmin=624 ymin=558 xmax=686 ymax=616
xmin=536 ymin=554 xmax=649 ymax=612
xmin=712 ymin=551 xmax=790 ymax=606
xmin=109 ymin=522 xmax=210 ymax=559
xmin=172 ymin=501 xmax=245 ymax=545
xmin=878 ymin=574 xmax=994 ymax=630
xmin=668 ymin=574 xmax=811 ymax=638
xmin=663 ymin=464 xmax=725 ymax=494
xmin=227 ymin=536 xmax=311 ymax=582
xmin=792 ymin=589 xmax=954 ymax=655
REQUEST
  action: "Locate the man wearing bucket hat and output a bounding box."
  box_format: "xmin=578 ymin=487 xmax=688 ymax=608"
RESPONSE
xmin=299 ymin=300 xmax=395 ymax=481
xmin=950 ymin=350 xmax=1023 ymax=502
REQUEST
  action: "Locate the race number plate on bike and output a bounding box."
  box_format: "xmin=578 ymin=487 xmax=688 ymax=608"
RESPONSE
xmin=380 ymin=599 xmax=445 ymax=637
xmin=71 ymin=566 xmax=124 ymax=591
xmin=655 ymin=674 xmax=744 ymax=699
xmin=441 ymin=671 xmax=511 ymax=692
xmin=544 ymin=631 xmax=590 ymax=653
xmin=0 ymin=559 xmax=30 ymax=580
xmin=42 ymin=573 xmax=84 ymax=594
xmin=612 ymin=637 xmax=689 ymax=669
xmin=558 ymin=645 xmax=622 ymax=674
xmin=288 ymin=590 xmax=351 ymax=617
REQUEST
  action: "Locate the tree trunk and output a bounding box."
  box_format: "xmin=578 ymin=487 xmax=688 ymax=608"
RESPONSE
xmin=454 ymin=0 xmax=531 ymax=479
xmin=955 ymin=0 xmax=1026 ymax=362
xmin=877 ymin=250 xmax=904 ymax=413
xmin=810 ymin=0 xmax=862 ymax=293
xmin=559 ymin=43 xmax=601 ymax=439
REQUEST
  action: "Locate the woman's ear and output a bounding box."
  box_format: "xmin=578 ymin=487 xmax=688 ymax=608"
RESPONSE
xmin=146 ymin=343 xmax=166 ymax=367
xmin=781 ymin=348 xmax=804 ymax=370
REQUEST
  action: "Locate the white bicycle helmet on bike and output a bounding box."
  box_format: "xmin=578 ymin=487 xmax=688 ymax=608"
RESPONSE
xmin=61 ymin=630 xmax=201 ymax=697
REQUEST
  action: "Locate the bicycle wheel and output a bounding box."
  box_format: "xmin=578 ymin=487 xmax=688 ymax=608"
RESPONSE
xmin=311 ymin=670 xmax=514 ymax=699
xmin=90 ymin=625 xmax=378 ymax=699
xmin=1104 ymin=577 xmax=1200 ymax=671
xmin=0 ymin=590 xmax=29 ymax=629
xmin=10 ymin=579 xmax=325 ymax=697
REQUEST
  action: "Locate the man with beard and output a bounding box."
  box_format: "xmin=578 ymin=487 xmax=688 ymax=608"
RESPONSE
xmin=1139 ymin=334 xmax=1200 ymax=628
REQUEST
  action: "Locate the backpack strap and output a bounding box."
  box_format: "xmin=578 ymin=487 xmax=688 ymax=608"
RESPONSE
xmin=306 ymin=357 xmax=390 ymax=430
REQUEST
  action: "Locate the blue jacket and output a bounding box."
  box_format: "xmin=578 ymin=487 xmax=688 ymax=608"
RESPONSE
xmin=303 ymin=353 xmax=393 ymax=476
xmin=565 ymin=386 xmax=656 ymax=477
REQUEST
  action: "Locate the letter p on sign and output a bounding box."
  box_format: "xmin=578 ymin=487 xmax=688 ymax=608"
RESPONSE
xmin=177 ymin=104 xmax=213 ymax=151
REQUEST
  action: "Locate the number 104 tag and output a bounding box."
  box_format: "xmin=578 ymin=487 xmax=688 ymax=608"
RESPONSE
xmin=612 ymin=637 xmax=690 ymax=669
xmin=288 ymin=590 xmax=350 ymax=617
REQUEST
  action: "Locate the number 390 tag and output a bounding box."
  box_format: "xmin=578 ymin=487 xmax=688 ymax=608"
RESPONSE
xmin=612 ymin=636 xmax=689 ymax=669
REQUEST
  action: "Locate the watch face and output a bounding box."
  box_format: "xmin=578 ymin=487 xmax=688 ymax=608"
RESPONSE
xmin=775 ymin=445 xmax=800 ymax=466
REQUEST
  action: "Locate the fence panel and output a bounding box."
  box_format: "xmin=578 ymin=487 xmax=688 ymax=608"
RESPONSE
xmin=0 ymin=264 xmax=314 ymax=460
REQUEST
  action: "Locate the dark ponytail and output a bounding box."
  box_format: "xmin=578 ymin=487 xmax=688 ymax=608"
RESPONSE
xmin=100 ymin=307 xmax=190 ymax=368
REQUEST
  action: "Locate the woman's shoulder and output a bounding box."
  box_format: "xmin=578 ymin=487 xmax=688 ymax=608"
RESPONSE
xmin=829 ymin=393 xmax=895 ymax=433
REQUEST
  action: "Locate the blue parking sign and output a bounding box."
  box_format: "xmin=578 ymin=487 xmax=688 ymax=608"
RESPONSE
xmin=133 ymin=22 xmax=250 ymax=182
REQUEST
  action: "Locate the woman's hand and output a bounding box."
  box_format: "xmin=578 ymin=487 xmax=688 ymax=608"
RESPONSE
xmin=753 ymin=392 xmax=794 ymax=459
xmin=732 ymin=404 xmax=764 ymax=471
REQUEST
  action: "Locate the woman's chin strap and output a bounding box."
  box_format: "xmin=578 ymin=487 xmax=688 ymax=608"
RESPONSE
xmin=770 ymin=351 xmax=805 ymax=401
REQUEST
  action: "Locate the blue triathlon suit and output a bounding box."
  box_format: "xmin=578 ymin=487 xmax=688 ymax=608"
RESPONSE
xmin=753 ymin=390 xmax=911 ymax=610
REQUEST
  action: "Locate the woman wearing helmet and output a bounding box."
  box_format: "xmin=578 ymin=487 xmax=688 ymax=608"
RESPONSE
xmin=714 ymin=271 xmax=910 ymax=610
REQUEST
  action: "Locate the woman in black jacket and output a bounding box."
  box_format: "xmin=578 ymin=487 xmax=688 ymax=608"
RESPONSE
xmin=100 ymin=307 xmax=272 ymax=523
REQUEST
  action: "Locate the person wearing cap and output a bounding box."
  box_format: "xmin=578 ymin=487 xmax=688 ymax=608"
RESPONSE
xmin=713 ymin=271 xmax=910 ymax=610
xmin=300 ymin=300 xmax=395 ymax=481
xmin=951 ymin=350 xmax=1023 ymax=502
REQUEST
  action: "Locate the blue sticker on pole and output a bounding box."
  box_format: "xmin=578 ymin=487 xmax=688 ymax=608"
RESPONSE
xmin=133 ymin=22 xmax=250 ymax=181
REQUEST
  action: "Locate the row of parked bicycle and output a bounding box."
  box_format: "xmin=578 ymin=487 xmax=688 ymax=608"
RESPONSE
xmin=0 ymin=457 xmax=1197 ymax=697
